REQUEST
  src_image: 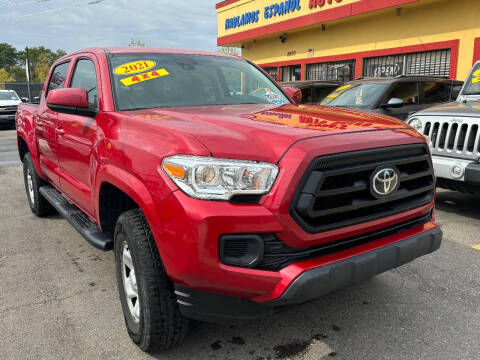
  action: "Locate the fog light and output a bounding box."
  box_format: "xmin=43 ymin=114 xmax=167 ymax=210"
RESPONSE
xmin=451 ymin=164 xmax=464 ymax=179
xmin=219 ymin=234 xmax=264 ymax=268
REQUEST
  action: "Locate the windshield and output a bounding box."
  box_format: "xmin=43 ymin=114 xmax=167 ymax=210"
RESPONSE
xmin=321 ymin=83 xmax=390 ymax=109
xmin=0 ymin=91 xmax=20 ymax=101
xmin=109 ymin=53 xmax=290 ymax=110
xmin=462 ymin=63 xmax=480 ymax=96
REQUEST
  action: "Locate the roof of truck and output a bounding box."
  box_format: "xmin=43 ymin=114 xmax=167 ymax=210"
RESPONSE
xmin=57 ymin=47 xmax=240 ymax=61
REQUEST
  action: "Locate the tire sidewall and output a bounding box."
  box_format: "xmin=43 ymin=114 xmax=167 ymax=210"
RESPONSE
xmin=114 ymin=218 xmax=145 ymax=343
xmin=23 ymin=154 xmax=39 ymax=213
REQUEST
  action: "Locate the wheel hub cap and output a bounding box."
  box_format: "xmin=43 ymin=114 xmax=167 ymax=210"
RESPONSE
xmin=121 ymin=242 xmax=140 ymax=323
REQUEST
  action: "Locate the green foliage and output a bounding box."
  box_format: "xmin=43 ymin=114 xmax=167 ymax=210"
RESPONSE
xmin=0 ymin=68 xmax=15 ymax=86
xmin=0 ymin=43 xmax=67 ymax=82
xmin=217 ymin=47 xmax=240 ymax=56
xmin=128 ymin=39 xmax=146 ymax=47
xmin=0 ymin=43 xmax=17 ymax=71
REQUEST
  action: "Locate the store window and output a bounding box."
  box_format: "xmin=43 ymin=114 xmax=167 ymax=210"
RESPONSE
xmin=281 ymin=65 xmax=301 ymax=82
xmin=263 ymin=67 xmax=278 ymax=80
xmin=306 ymin=60 xmax=355 ymax=82
xmin=363 ymin=49 xmax=451 ymax=78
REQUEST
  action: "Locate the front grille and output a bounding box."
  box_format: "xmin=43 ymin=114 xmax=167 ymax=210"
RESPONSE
xmin=290 ymin=144 xmax=434 ymax=233
xmin=421 ymin=118 xmax=480 ymax=160
xmin=0 ymin=106 xmax=18 ymax=116
xmin=257 ymin=213 xmax=432 ymax=271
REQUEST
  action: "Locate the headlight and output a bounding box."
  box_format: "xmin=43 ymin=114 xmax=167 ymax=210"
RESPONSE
xmin=162 ymin=155 xmax=279 ymax=200
xmin=408 ymin=118 xmax=423 ymax=132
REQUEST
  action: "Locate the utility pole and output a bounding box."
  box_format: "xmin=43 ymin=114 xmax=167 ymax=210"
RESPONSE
xmin=25 ymin=47 xmax=32 ymax=102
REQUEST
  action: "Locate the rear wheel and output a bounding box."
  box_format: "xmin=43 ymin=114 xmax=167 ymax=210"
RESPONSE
xmin=114 ymin=208 xmax=188 ymax=352
xmin=23 ymin=153 xmax=55 ymax=217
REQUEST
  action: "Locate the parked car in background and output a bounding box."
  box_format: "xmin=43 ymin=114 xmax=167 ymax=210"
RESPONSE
xmin=406 ymin=61 xmax=480 ymax=195
xmin=0 ymin=89 xmax=22 ymax=129
xmin=281 ymin=80 xmax=343 ymax=104
xmin=321 ymin=76 xmax=463 ymax=121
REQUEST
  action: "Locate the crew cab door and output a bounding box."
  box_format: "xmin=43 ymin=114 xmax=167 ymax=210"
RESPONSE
xmin=56 ymin=56 xmax=100 ymax=216
xmin=36 ymin=61 xmax=71 ymax=185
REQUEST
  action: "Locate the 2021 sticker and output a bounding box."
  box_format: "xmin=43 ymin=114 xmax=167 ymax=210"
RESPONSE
xmin=114 ymin=60 xmax=156 ymax=75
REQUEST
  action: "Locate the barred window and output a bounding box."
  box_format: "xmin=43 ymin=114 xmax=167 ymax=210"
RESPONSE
xmin=306 ymin=60 xmax=355 ymax=82
xmin=263 ymin=67 xmax=278 ymax=80
xmin=363 ymin=49 xmax=451 ymax=78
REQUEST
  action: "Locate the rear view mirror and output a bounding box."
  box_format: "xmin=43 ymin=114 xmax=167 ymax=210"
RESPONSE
xmin=283 ymin=86 xmax=302 ymax=104
xmin=46 ymin=88 xmax=96 ymax=117
xmin=381 ymin=97 xmax=404 ymax=109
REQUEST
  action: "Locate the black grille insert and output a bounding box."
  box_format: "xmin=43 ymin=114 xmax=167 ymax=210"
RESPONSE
xmin=290 ymin=144 xmax=434 ymax=233
xmin=256 ymin=213 xmax=431 ymax=271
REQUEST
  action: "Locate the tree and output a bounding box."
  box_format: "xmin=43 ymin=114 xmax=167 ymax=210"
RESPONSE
xmin=0 ymin=43 xmax=17 ymax=71
xmin=128 ymin=39 xmax=146 ymax=47
xmin=217 ymin=46 xmax=240 ymax=56
xmin=0 ymin=68 xmax=15 ymax=88
xmin=34 ymin=54 xmax=50 ymax=82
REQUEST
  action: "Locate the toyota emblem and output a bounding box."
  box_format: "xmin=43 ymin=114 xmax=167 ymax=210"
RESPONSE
xmin=370 ymin=167 xmax=399 ymax=197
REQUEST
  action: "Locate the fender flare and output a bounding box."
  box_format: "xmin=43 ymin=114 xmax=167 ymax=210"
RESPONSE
xmin=94 ymin=162 xmax=164 ymax=240
xmin=17 ymin=122 xmax=43 ymax=177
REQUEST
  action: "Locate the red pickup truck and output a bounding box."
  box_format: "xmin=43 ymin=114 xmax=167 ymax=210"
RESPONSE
xmin=16 ymin=47 xmax=442 ymax=352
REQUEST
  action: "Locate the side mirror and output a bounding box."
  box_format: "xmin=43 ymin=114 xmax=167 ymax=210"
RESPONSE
xmin=283 ymin=86 xmax=302 ymax=104
xmin=381 ymin=97 xmax=404 ymax=109
xmin=46 ymin=88 xmax=96 ymax=117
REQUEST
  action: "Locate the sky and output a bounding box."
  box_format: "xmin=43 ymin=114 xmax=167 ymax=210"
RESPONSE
xmin=0 ymin=0 xmax=219 ymax=53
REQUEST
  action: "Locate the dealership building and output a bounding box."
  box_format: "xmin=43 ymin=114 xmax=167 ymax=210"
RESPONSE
xmin=216 ymin=0 xmax=480 ymax=82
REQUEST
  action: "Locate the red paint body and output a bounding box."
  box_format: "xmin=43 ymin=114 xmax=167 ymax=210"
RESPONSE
xmin=16 ymin=48 xmax=438 ymax=303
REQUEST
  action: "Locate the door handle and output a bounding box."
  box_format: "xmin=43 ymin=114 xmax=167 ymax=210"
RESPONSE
xmin=55 ymin=128 xmax=65 ymax=136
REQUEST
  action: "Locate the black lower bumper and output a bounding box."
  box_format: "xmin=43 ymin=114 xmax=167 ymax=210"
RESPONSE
xmin=465 ymin=162 xmax=480 ymax=185
xmin=175 ymin=227 xmax=442 ymax=324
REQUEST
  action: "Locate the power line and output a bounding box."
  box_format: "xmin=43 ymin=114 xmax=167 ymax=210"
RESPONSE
xmin=5 ymin=0 xmax=105 ymax=19
xmin=0 ymin=0 xmax=52 ymax=8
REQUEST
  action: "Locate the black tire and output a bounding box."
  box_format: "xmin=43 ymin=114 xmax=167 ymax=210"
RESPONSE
xmin=23 ymin=153 xmax=56 ymax=217
xmin=114 ymin=208 xmax=189 ymax=352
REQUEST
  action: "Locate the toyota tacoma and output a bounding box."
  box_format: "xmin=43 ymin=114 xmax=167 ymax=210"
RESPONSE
xmin=16 ymin=47 xmax=442 ymax=352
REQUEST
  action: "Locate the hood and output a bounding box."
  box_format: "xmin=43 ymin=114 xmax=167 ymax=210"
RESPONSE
xmin=413 ymin=101 xmax=480 ymax=117
xmin=121 ymin=104 xmax=410 ymax=163
xmin=0 ymin=100 xmax=21 ymax=107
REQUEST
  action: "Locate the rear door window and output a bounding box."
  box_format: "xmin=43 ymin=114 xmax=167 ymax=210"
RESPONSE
xmin=46 ymin=62 xmax=70 ymax=96
xmin=388 ymin=82 xmax=419 ymax=104
xmin=422 ymin=81 xmax=453 ymax=104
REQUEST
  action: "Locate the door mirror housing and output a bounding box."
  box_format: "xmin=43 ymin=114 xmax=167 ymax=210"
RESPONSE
xmin=283 ymin=86 xmax=302 ymax=104
xmin=46 ymin=88 xmax=96 ymax=117
xmin=381 ymin=97 xmax=404 ymax=109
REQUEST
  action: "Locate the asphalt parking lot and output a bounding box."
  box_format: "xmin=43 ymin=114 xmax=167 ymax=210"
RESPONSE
xmin=0 ymin=129 xmax=479 ymax=359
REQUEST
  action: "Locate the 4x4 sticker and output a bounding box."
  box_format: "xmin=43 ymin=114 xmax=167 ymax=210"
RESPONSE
xmin=120 ymin=69 xmax=170 ymax=86
xmin=114 ymin=60 xmax=156 ymax=75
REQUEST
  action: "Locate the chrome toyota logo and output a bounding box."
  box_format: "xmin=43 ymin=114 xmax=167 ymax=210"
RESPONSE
xmin=371 ymin=167 xmax=399 ymax=197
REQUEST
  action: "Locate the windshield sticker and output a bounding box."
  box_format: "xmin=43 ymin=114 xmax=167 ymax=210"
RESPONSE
xmin=328 ymin=84 xmax=352 ymax=98
xmin=114 ymin=60 xmax=156 ymax=75
xmin=120 ymin=69 xmax=170 ymax=87
xmin=264 ymin=89 xmax=286 ymax=104
xmin=471 ymin=69 xmax=480 ymax=84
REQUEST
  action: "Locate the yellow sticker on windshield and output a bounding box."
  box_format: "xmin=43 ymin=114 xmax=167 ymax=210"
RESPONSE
xmin=336 ymin=84 xmax=352 ymax=91
xmin=472 ymin=69 xmax=480 ymax=84
xmin=120 ymin=69 xmax=170 ymax=87
xmin=114 ymin=60 xmax=156 ymax=75
xmin=327 ymin=84 xmax=352 ymax=98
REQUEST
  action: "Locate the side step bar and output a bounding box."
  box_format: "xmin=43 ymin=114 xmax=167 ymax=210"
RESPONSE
xmin=39 ymin=186 xmax=113 ymax=251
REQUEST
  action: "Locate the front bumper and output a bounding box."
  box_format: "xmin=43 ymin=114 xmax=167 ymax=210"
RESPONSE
xmin=433 ymin=155 xmax=480 ymax=185
xmin=0 ymin=114 xmax=15 ymax=124
xmin=175 ymin=226 xmax=442 ymax=324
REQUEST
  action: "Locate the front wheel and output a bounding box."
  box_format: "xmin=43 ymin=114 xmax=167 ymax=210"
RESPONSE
xmin=114 ymin=208 xmax=188 ymax=352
